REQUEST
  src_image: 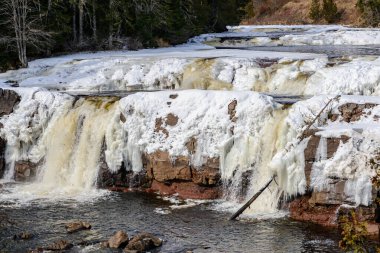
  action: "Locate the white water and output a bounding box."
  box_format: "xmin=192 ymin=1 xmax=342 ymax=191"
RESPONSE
xmin=0 ymin=96 xmax=122 ymax=202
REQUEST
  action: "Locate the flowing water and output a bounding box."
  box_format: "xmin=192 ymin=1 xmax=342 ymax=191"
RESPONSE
xmin=0 ymin=189 xmax=342 ymax=253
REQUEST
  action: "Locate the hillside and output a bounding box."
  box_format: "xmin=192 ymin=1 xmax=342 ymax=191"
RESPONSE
xmin=243 ymin=0 xmax=362 ymax=26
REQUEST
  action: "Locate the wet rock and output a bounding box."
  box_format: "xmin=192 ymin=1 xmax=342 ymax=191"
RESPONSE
xmin=165 ymin=113 xmax=178 ymax=126
xmin=169 ymin=94 xmax=178 ymax=99
xmin=0 ymin=88 xmax=20 ymax=117
xmin=13 ymin=231 xmax=33 ymax=240
xmin=14 ymin=160 xmax=39 ymax=181
xmin=289 ymin=195 xmax=339 ymax=227
xmin=146 ymin=151 xmax=192 ymax=182
xmin=65 ymin=221 xmax=91 ymax=233
xmin=192 ymin=158 xmax=221 ymax=186
xmin=150 ymin=180 xmax=220 ymax=199
xmin=45 ymin=240 xmax=73 ymax=251
xmin=108 ymin=230 xmax=129 ymax=249
xmin=100 ymin=241 xmax=109 ymax=248
xmin=125 ymin=233 xmax=162 ymax=252
xmin=120 ymin=113 xmax=127 ymax=123
xmin=27 ymin=248 xmax=43 ymax=253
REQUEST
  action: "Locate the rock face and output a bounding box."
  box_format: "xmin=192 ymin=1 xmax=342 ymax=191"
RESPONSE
xmin=291 ymin=102 xmax=380 ymax=229
xmin=0 ymin=89 xmax=20 ymax=179
xmin=144 ymin=151 xmax=221 ymax=199
xmin=65 ymin=221 xmax=91 ymax=233
xmin=0 ymin=89 xmax=20 ymax=117
xmin=124 ymin=233 xmax=162 ymax=253
xmin=108 ymin=230 xmax=129 ymax=249
xmin=290 ymin=195 xmax=377 ymax=232
xmin=303 ymin=129 xmax=350 ymax=188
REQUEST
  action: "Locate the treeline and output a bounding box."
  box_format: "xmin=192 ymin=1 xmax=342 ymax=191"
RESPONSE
xmin=0 ymin=0 xmax=248 ymax=70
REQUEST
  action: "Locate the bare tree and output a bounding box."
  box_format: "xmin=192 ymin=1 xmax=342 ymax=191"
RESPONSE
xmin=0 ymin=0 xmax=52 ymax=68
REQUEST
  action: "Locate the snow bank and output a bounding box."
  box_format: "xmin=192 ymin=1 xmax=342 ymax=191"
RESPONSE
xmin=304 ymin=57 xmax=380 ymax=95
xmin=280 ymin=30 xmax=380 ymax=46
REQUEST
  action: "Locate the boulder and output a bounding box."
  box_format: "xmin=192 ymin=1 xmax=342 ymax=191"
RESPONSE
xmin=125 ymin=233 xmax=162 ymax=253
xmin=65 ymin=221 xmax=91 ymax=233
xmin=13 ymin=232 xmax=33 ymax=240
xmin=108 ymin=230 xmax=129 ymax=249
xmin=0 ymin=89 xmax=20 ymax=116
xmin=45 ymin=240 xmax=73 ymax=251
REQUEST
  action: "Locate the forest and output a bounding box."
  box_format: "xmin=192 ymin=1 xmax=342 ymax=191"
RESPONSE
xmin=0 ymin=0 xmax=249 ymax=70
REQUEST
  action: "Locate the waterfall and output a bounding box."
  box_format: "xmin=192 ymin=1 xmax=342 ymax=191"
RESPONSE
xmin=0 ymin=95 xmax=123 ymax=201
xmin=216 ymin=109 xmax=290 ymax=218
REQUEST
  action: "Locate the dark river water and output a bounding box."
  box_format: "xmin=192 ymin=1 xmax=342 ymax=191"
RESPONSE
xmin=0 ymin=190 xmax=342 ymax=253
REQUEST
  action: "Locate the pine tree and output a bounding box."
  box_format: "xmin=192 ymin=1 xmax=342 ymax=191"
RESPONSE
xmin=357 ymin=0 xmax=380 ymax=26
xmin=309 ymin=0 xmax=321 ymax=21
xmin=322 ymin=0 xmax=340 ymax=23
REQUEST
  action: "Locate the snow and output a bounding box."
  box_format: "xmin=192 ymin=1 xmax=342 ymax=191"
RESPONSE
xmin=280 ymin=30 xmax=380 ymax=46
xmin=270 ymin=95 xmax=380 ymax=206
xmin=119 ymin=90 xmax=278 ymax=170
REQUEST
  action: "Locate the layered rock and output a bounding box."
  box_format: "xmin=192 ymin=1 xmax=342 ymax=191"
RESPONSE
xmin=290 ymin=102 xmax=380 ymax=230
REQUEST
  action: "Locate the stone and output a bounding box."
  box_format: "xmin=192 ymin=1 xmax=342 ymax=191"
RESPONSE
xmin=125 ymin=233 xmax=162 ymax=252
xmin=165 ymin=113 xmax=178 ymax=126
xmin=13 ymin=232 xmax=33 ymax=240
xmin=120 ymin=113 xmax=127 ymax=123
xmin=228 ymin=100 xmax=237 ymax=121
xmin=108 ymin=230 xmax=129 ymax=249
xmin=14 ymin=161 xmax=38 ymax=181
xmin=65 ymin=221 xmax=91 ymax=233
xmin=0 ymin=89 xmax=20 ymax=117
xmin=169 ymin=94 xmax=178 ymax=99
xmin=45 ymin=240 xmax=73 ymax=251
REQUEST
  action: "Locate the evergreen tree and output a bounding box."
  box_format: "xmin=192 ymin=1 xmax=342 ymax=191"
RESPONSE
xmin=309 ymin=0 xmax=321 ymax=21
xmin=322 ymin=0 xmax=340 ymax=23
xmin=357 ymin=0 xmax=380 ymax=26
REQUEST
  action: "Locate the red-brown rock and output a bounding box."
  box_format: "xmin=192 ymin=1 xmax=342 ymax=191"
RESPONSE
xmin=150 ymin=180 xmax=220 ymax=199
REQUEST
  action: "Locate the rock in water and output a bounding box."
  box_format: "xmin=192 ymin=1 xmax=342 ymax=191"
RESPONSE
xmin=13 ymin=231 xmax=33 ymax=240
xmin=65 ymin=221 xmax=91 ymax=233
xmin=45 ymin=240 xmax=73 ymax=251
xmin=108 ymin=230 xmax=129 ymax=248
xmin=125 ymin=233 xmax=162 ymax=252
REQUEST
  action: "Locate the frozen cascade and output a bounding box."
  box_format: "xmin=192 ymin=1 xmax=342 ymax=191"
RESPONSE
xmin=0 ymin=94 xmax=125 ymax=201
xmin=218 ymin=109 xmax=290 ymax=218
